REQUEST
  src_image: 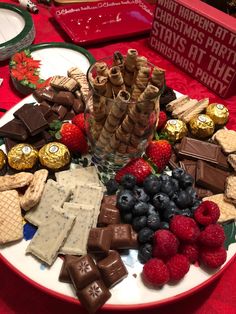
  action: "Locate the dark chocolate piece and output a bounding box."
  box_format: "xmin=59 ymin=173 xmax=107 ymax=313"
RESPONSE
xmin=196 ymin=160 xmax=229 ymax=194
xmin=53 ymin=91 xmax=75 ymax=107
xmin=17 ymin=106 xmax=48 ymax=136
xmin=45 ymin=112 xmax=59 ymax=124
xmin=38 ymin=88 xmax=55 ymax=102
xmin=59 ymin=255 xmax=81 ymax=283
xmin=0 ymin=119 xmax=28 ymax=141
xmin=13 ymin=103 xmax=34 ymax=119
xmin=98 ymin=203 xmax=120 ymax=226
xmin=77 ymin=280 xmax=111 ymax=314
xmin=73 ymin=98 xmax=85 ymax=113
xmin=87 ymin=227 xmax=112 ymax=253
xmin=109 ymin=224 xmax=132 ymax=249
xmin=168 ymin=150 xmax=180 ymax=169
xmin=64 ymin=109 xmax=76 ymax=121
xmin=67 ymin=255 xmax=100 ymax=290
xmin=52 ymin=104 xmax=68 ymax=120
xmin=97 ymin=251 xmax=128 ymax=288
xmin=4 ymin=137 xmax=18 ymax=152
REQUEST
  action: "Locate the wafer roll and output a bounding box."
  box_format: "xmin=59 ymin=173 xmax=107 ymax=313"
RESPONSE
xmin=108 ymin=66 xmax=126 ymax=96
xmin=137 ymin=84 xmax=160 ymax=113
xmin=131 ymin=66 xmax=151 ymax=100
xmin=136 ymin=56 xmax=148 ymax=70
xmin=113 ymin=51 xmax=125 ymax=73
xmin=123 ymin=49 xmax=138 ymax=89
xmin=92 ymin=93 xmax=107 ymax=123
xmin=150 ymin=66 xmax=166 ymax=89
xmin=93 ymin=76 xmax=109 ymax=96
xmin=95 ymin=62 xmax=109 ymax=77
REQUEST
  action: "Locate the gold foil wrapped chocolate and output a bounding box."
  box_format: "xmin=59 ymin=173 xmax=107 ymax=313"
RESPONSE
xmin=206 ymin=103 xmax=229 ymax=126
xmin=8 ymin=144 xmax=38 ymax=171
xmin=0 ymin=149 xmax=7 ymax=170
xmin=189 ymin=114 xmax=215 ymax=138
xmin=39 ymin=142 xmax=70 ymax=170
xmin=163 ymin=119 xmax=188 ymax=142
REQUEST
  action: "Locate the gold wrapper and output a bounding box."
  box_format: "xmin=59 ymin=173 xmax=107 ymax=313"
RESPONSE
xmin=189 ymin=114 xmax=215 ymax=138
xmin=206 ymin=103 xmax=229 ymax=126
xmin=8 ymin=144 xmax=38 ymax=171
xmin=39 ymin=142 xmax=70 ymax=170
xmin=163 ymin=119 xmax=188 ymax=142
xmin=0 ymin=149 xmax=7 ymax=170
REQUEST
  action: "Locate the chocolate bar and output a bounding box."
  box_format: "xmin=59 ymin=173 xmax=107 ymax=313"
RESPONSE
xmin=17 ymin=106 xmax=48 ymax=136
xmin=53 ymin=91 xmax=75 ymax=107
xmin=109 ymin=224 xmax=133 ymax=249
xmin=73 ymin=98 xmax=85 ymax=114
xmin=0 ymin=119 xmax=28 ymax=141
xmin=13 ymin=103 xmax=34 ymax=119
xmin=168 ymin=150 xmax=180 ymax=169
xmin=196 ymin=160 xmax=229 ymax=194
xmin=102 ymin=195 xmax=117 ymax=206
xmin=179 ymin=159 xmax=197 ymax=177
xmin=87 ymin=227 xmax=112 ymax=253
xmin=64 ymin=109 xmax=76 ymax=121
xmin=52 ymin=104 xmax=67 ymax=120
xmin=98 ymin=203 xmax=121 ymax=226
xmin=59 ymin=255 xmax=81 ymax=283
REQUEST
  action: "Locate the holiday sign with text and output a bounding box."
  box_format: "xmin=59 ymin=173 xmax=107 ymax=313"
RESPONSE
xmin=149 ymin=0 xmax=236 ymax=98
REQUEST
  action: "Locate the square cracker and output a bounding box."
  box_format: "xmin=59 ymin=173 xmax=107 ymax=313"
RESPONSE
xmin=0 ymin=190 xmax=23 ymax=244
xmin=225 ymin=175 xmax=236 ymax=205
xmin=203 ymin=193 xmax=236 ymax=222
xmin=227 ymin=154 xmax=236 ymax=171
xmin=214 ymin=129 xmax=236 ymax=154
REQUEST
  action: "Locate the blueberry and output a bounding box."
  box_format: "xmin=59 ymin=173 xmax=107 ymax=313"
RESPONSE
xmin=147 ymin=203 xmax=157 ymax=216
xmin=160 ymin=181 xmax=175 ymax=197
xmin=138 ymin=243 xmax=153 ymax=264
xmin=138 ymin=227 xmax=154 ymax=243
xmin=185 ymin=186 xmax=197 ymax=199
xmin=121 ymin=212 xmax=133 ymax=223
xmin=116 ymin=189 xmax=136 ymax=212
xmin=166 ymin=200 xmax=178 ymax=209
xmin=159 ymin=221 xmax=169 ymax=230
xmin=179 ymin=173 xmax=194 ymax=189
xmin=191 ymin=200 xmax=201 ymax=212
xmin=143 ymin=174 xmax=161 ymax=196
xmin=175 ymin=190 xmax=192 ymax=209
xmin=159 ymin=174 xmax=171 ymax=182
xmin=152 ymin=193 xmax=170 ymax=211
xmin=120 ymin=174 xmax=137 ymax=190
xmin=172 ymin=168 xmax=185 ymax=180
xmin=132 ymin=216 xmax=147 ymax=231
xmin=132 ymin=201 xmax=149 ymax=216
xmin=105 ymin=179 xmax=119 ymax=195
xmin=133 ymin=186 xmax=150 ymax=202
xmin=147 ymin=214 xmax=160 ymax=231
xmin=171 ymin=178 xmax=180 ymax=192
xmin=162 ymin=207 xmax=177 ymax=221
xmin=180 ymin=208 xmax=193 ymax=218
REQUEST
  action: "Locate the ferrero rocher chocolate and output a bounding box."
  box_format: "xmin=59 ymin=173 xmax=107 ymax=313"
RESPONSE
xmin=163 ymin=119 xmax=188 ymax=142
xmin=39 ymin=142 xmax=70 ymax=170
xmin=206 ymin=103 xmax=229 ymax=126
xmin=8 ymin=144 xmax=38 ymax=171
xmin=0 ymin=149 xmax=7 ymax=170
xmin=189 ymin=114 xmax=215 ymax=138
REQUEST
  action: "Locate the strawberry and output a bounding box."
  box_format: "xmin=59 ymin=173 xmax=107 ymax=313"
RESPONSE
xmin=145 ymin=139 xmax=171 ymax=173
xmin=72 ymin=114 xmax=86 ymax=134
xmin=50 ymin=121 xmax=88 ymax=154
xmin=115 ymin=158 xmax=152 ymax=184
xmin=156 ymin=111 xmax=167 ymax=131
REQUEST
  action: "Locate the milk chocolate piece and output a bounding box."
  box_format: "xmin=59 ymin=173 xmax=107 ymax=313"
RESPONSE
xmin=0 ymin=119 xmax=28 ymax=141
xmin=52 ymin=104 xmax=68 ymax=120
xmin=38 ymin=102 xmax=53 ymax=119
xmin=195 ymin=187 xmax=213 ymax=199
xmin=102 ymin=195 xmax=117 ymax=206
xmin=97 ymin=250 xmax=128 ymax=288
xmin=196 ymin=160 xmax=229 ymax=194
xmin=64 ymin=109 xmax=76 ymax=121
xmin=53 ymin=91 xmax=75 ymax=107
xmin=77 ymin=280 xmax=111 ymax=314
xmin=130 ymin=227 xmax=138 ymax=249
xmin=73 ymin=98 xmax=85 ymax=113
xmin=39 ymin=88 xmax=55 ymax=102
xmin=59 ymin=255 xmax=81 ymax=283
xmin=98 ymin=203 xmax=120 ymax=226
xmin=109 ymin=224 xmax=132 ymax=249
xmin=168 ymin=150 xmax=180 ymax=169
xmin=179 ymin=159 xmax=197 ymax=177
xmin=67 ymin=255 xmax=100 ymax=290
xmin=87 ymin=227 xmax=112 ymax=253
xmin=17 ymin=106 xmax=48 ymax=136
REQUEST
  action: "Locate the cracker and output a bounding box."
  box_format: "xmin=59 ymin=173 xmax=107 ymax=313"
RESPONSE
xmin=0 ymin=172 xmax=33 ymax=192
xmin=214 ymin=129 xmax=236 ymax=154
xmin=203 ymin=193 xmax=236 ymax=222
xmin=24 ymin=179 xmax=71 ymax=226
xmin=20 ymin=169 xmax=48 ymax=211
xmin=227 ymin=154 xmax=236 ymax=171
xmin=26 ymin=208 xmax=75 ymax=265
xmin=59 ymin=202 xmax=94 ymax=255
xmin=225 ymin=175 xmax=236 ymax=204
xmin=0 ymin=190 xmax=23 ymax=244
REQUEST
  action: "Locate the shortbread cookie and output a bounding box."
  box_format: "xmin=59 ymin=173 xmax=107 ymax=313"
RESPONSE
xmin=24 ymin=179 xmax=71 ymax=226
xmin=214 ymin=129 xmax=236 ymax=154
xmin=20 ymin=169 xmax=48 ymax=211
xmin=0 ymin=172 xmax=33 ymax=192
xmin=225 ymin=175 xmax=236 ymax=204
xmin=203 ymin=193 xmax=236 ymax=222
xmin=228 ymin=154 xmax=236 ymax=171
xmin=26 ymin=208 xmax=75 ymax=265
xmin=0 ymin=190 xmax=23 ymax=244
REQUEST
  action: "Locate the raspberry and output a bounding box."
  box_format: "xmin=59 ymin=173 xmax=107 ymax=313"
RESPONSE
xmin=194 ymin=201 xmax=220 ymax=226
xmin=142 ymin=258 xmax=170 ymax=286
xmin=200 ymin=246 xmax=227 ymax=269
xmin=152 ymin=230 xmax=179 ymax=259
xmin=179 ymin=243 xmax=199 ymax=263
xmin=166 ymin=254 xmax=190 ymax=281
xmin=198 ymin=224 xmax=225 ymax=248
xmin=170 ymin=215 xmax=200 ymax=243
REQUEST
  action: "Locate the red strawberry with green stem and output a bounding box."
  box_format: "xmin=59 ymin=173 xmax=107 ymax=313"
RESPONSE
xmin=72 ymin=113 xmax=86 ymax=134
xmin=156 ymin=111 xmax=167 ymax=131
xmin=145 ymin=139 xmax=171 ymax=173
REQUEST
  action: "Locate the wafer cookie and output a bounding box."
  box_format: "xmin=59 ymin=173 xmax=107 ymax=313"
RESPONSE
xmin=225 ymin=175 xmax=236 ymax=205
xmin=166 ymin=95 xmax=190 ymax=112
xmin=181 ymin=98 xmax=209 ymax=123
xmin=67 ymin=67 xmax=89 ymax=100
xmin=50 ymin=75 xmax=78 ymax=92
xmin=20 ymin=169 xmax=48 ymax=211
xmin=0 ymin=172 xmax=33 ymax=192
xmin=0 ymin=190 xmax=23 ymax=244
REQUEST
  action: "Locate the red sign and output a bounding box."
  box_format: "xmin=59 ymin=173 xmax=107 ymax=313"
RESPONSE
xmin=149 ymin=0 xmax=236 ymax=98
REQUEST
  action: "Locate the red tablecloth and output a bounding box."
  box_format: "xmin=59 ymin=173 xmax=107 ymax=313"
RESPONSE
xmin=0 ymin=1 xmax=236 ymax=313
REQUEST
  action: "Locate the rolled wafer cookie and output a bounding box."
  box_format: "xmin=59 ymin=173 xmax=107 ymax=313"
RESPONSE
xmin=113 ymin=51 xmax=125 ymax=72
xmin=131 ymin=66 xmax=151 ymax=100
xmin=92 ymin=93 xmax=107 ymax=123
xmin=0 ymin=172 xmax=33 ymax=192
xmin=150 ymin=66 xmax=165 ymax=89
xmin=123 ymin=48 xmax=138 ymax=89
xmin=181 ymin=98 xmax=209 ymax=123
xmin=136 ymin=56 xmax=148 ymax=70
xmin=93 ymin=76 xmax=108 ymax=96
xmin=108 ymin=66 xmax=126 ymax=96
xmin=67 ymin=67 xmax=90 ymax=101
xmin=20 ymin=169 xmax=48 ymax=211
xmin=137 ymin=84 xmax=160 ymax=113
xmin=95 ymin=61 xmax=109 ymax=77
xmin=166 ymin=95 xmax=190 ymax=112
xmin=228 ymin=154 xmax=236 ymax=171
xmin=50 ymin=75 xmax=78 ymax=92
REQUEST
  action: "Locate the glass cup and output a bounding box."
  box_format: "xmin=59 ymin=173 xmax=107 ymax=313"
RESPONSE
xmin=85 ymin=56 xmax=164 ymax=181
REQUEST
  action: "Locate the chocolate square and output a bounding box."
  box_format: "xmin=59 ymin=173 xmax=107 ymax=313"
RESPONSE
xmin=102 ymin=195 xmax=117 ymax=206
xmin=109 ymin=224 xmax=132 ymax=249
xmin=53 ymin=91 xmax=75 ymax=107
xmin=4 ymin=137 xmax=18 ymax=152
xmin=98 ymin=203 xmax=120 ymax=226
xmin=97 ymin=251 xmax=128 ymax=288
xmin=52 ymin=104 xmax=68 ymax=120
xmin=0 ymin=118 xmax=28 ymax=141
xmin=67 ymin=254 xmax=100 ymax=290
xmin=87 ymin=227 xmax=112 ymax=253
xmin=77 ymin=280 xmax=111 ymax=314
xmin=13 ymin=103 xmax=34 ymax=119
xmin=73 ymin=98 xmax=85 ymax=114
xmin=59 ymin=255 xmax=81 ymax=283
